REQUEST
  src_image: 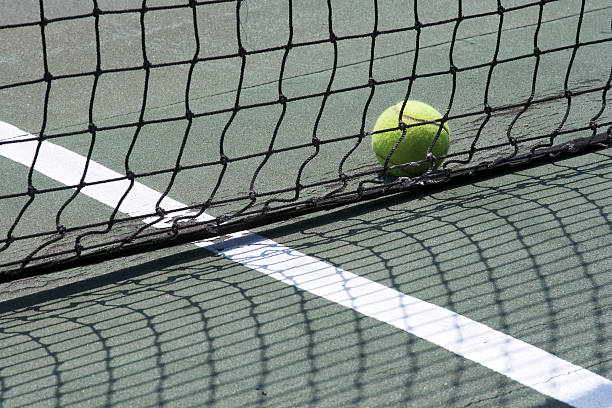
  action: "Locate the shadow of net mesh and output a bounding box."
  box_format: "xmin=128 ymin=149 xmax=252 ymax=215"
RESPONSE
xmin=1 ymin=0 xmax=611 ymax=277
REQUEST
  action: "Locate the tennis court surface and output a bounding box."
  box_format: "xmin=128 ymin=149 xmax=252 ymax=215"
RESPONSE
xmin=1 ymin=1 xmax=611 ymax=407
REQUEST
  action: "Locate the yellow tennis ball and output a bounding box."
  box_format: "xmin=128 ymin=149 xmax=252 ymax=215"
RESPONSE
xmin=372 ymin=100 xmax=450 ymax=177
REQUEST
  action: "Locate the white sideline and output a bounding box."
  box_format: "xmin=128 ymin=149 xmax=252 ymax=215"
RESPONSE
xmin=1 ymin=121 xmax=611 ymax=408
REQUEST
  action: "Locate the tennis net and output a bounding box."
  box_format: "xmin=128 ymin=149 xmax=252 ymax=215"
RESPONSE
xmin=1 ymin=0 xmax=610 ymax=278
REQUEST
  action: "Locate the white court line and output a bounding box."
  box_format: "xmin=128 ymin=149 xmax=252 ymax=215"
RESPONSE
xmin=1 ymin=121 xmax=611 ymax=408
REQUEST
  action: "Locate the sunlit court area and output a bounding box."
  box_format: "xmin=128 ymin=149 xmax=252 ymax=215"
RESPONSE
xmin=1 ymin=1 xmax=611 ymax=407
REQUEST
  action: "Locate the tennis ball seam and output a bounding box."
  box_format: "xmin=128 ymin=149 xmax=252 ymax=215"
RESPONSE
xmin=374 ymin=122 xmax=449 ymax=176
xmin=391 ymin=105 xmax=448 ymax=131
xmin=374 ymin=156 xmax=422 ymax=177
xmin=374 ymin=151 xmax=443 ymax=173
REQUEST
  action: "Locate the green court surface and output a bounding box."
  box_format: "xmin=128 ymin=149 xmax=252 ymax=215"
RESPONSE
xmin=1 ymin=1 xmax=611 ymax=407
xmin=1 ymin=151 xmax=610 ymax=407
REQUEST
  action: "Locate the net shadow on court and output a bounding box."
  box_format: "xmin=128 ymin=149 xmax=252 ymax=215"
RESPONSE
xmin=1 ymin=151 xmax=609 ymax=407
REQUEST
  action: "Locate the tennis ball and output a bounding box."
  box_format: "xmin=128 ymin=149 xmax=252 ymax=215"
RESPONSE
xmin=372 ymin=100 xmax=450 ymax=177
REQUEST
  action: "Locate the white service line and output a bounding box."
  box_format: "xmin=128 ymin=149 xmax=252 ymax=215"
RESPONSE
xmin=1 ymin=120 xmax=611 ymax=408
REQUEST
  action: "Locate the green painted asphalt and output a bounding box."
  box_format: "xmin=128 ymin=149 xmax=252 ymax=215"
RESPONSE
xmin=1 ymin=1 xmax=610 ymax=406
xmin=1 ymin=149 xmax=610 ymax=407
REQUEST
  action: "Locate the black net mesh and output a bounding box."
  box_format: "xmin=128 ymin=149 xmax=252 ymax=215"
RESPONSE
xmin=0 ymin=0 xmax=610 ymax=278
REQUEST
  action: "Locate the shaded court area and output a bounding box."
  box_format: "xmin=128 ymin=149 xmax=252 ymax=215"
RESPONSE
xmin=1 ymin=149 xmax=610 ymax=407
xmin=1 ymin=0 xmax=611 ymax=271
